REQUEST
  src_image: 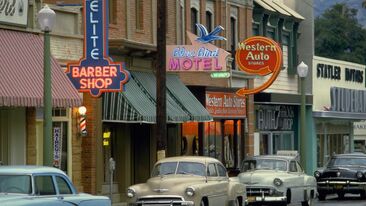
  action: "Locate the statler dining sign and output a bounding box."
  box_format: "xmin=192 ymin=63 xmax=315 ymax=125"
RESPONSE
xmin=66 ymin=0 xmax=129 ymax=97
xmin=235 ymin=36 xmax=282 ymax=96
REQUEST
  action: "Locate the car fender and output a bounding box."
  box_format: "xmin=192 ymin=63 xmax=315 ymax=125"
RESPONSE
xmin=227 ymin=178 xmax=246 ymax=202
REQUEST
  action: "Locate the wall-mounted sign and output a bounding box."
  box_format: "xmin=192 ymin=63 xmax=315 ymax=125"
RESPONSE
xmin=66 ymin=0 xmax=129 ymax=97
xmin=256 ymin=105 xmax=295 ymax=131
xmin=53 ymin=127 xmax=62 ymax=168
xmin=166 ymin=24 xmax=229 ymax=72
xmin=316 ymin=63 xmax=364 ymax=83
xmin=0 ymin=0 xmax=28 ymax=26
xmin=205 ymin=91 xmax=246 ymax=117
xmin=235 ymin=36 xmax=282 ymax=96
xmin=330 ymin=87 xmax=366 ymax=113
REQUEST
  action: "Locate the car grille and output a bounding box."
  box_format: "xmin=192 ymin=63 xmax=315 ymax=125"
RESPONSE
xmin=137 ymin=196 xmax=185 ymax=205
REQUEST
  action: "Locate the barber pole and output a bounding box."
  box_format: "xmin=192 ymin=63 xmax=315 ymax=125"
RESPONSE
xmin=80 ymin=115 xmax=87 ymax=136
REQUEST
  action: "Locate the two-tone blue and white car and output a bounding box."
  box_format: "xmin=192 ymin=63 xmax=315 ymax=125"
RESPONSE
xmin=0 ymin=166 xmax=111 ymax=206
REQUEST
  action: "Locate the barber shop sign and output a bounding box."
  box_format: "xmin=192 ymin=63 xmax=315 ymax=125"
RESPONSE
xmin=66 ymin=0 xmax=129 ymax=97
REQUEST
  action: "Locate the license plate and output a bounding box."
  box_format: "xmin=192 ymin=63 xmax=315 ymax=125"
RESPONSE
xmin=334 ymin=185 xmax=343 ymax=189
xmin=247 ymin=196 xmax=256 ymax=202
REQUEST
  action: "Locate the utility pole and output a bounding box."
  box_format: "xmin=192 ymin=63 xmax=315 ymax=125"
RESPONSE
xmin=156 ymin=0 xmax=167 ymax=160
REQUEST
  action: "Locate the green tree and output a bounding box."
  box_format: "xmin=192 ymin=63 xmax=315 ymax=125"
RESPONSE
xmin=315 ymin=3 xmax=366 ymax=64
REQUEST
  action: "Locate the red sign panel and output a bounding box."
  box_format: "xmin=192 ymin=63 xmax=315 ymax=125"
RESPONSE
xmin=205 ymin=92 xmax=246 ymax=117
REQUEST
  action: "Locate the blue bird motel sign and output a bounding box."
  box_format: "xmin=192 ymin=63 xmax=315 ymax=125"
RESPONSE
xmin=66 ymin=0 xmax=129 ymax=97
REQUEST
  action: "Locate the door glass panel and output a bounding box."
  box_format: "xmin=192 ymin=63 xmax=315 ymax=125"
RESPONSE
xmin=35 ymin=176 xmax=56 ymax=195
xmin=56 ymin=176 xmax=72 ymax=194
xmin=259 ymin=133 xmax=270 ymax=155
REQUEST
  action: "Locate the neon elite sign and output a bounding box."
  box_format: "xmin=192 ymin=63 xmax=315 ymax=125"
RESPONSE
xmin=66 ymin=0 xmax=129 ymax=97
xmin=166 ymin=24 xmax=229 ymax=72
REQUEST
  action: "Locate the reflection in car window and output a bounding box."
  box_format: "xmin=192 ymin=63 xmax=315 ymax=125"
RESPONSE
xmin=217 ymin=164 xmax=227 ymax=177
xmin=207 ymin=163 xmax=217 ymax=176
xmin=151 ymin=162 xmax=178 ymax=177
xmin=35 ymin=176 xmax=56 ymax=195
xmin=0 ymin=175 xmax=31 ymax=194
xmin=56 ymin=176 xmax=72 ymax=194
xmin=289 ymin=161 xmax=297 ymax=172
xmin=329 ymin=157 xmax=366 ymax=167
xmin=242 ymin=159 xmax=287 ymax=171
xmin=177 ymin=162 xmax=205 ymax=176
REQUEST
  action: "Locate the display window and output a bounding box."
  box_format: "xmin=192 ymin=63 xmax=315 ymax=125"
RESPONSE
xmin=257 ymin=132 xmax=294 ymax=155
xmin=317 ymin=134 xmax=350 ymax=167
xmin=181 ymin=122 xmax=199 ymax=156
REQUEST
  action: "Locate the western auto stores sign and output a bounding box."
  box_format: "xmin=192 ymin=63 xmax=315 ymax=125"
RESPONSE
xmin=65 ymin=0 xmax=129 ymax=97
xmin=235 ymin=36 xmax=282 ymax=96
xmin=205 ymin=91 xmax=246 ymax=117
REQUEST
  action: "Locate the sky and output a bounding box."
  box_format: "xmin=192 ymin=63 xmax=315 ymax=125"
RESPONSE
xmin=314 ymin=0 xmax=366 ymax=27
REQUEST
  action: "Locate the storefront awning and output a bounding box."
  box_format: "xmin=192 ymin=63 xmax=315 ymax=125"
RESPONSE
xmin=313 ymin=111 xmax=366 ymax=120
xmin=102 ymin=71 xmax=212 ymax=123
xmin=0 ymin=29 xmax=82 ymax=107
xmin=254 ymin=0 xmax=305 ymax=20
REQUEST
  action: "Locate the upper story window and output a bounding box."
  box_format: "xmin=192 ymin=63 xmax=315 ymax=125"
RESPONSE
xmin=136 ymin=0 xmax=144 ymax=30
xmin=109 ymin=0 xmax=117 ymax=24
xmin=191 ymin=8 xmax=199 ymax=34
xmin=206 ymin=11 xmax=213 ymax=32
xmin=282 ymin=32 xmax=290 ymax=70
xmin=230 ymin=17 xmax=237 ymax=70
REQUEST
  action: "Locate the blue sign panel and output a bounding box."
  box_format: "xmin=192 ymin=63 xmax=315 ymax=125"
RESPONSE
xmin=66 ymin=0 xmax=129 ymax=97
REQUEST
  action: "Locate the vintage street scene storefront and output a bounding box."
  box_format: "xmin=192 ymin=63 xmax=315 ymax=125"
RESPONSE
xmin=313 ymin=56 xmax=366 ymax=167
xmin=254 ymin=104 xmax=298 ymax=155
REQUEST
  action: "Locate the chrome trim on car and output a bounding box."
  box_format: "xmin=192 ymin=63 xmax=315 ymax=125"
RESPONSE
xmin=135 ymin=195 xmax=194 ymax=206
xmin=317 ymin=181 xmax=366 ymax=185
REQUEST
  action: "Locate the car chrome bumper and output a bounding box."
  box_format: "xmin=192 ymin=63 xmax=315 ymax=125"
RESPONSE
xmin=130 ymin=199 xmax=194 ymax=206
xmin=317 ymin=181 xmax=366 ymax=193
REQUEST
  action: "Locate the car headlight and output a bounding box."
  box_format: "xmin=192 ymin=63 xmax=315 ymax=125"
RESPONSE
xmin=127 ymin=188 xmax=136 ymax=198
xmin=273 ymin=178 xmax=283 ymax=187
xmin=185 ymin=187 xmax=195 ymax=197
xmin=357 ymin=171 xmax=363 ymax=179
xmin=314 ymin=171 xmax=321 ymax=178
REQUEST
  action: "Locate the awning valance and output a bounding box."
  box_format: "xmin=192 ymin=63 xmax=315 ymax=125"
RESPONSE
xmin=254 ymin=0 xmax=305 ymax=20
xmin=102 ymin=71 xmax=212 ymax=123
xmin=0 ymin=29 xmax=82 ymax=107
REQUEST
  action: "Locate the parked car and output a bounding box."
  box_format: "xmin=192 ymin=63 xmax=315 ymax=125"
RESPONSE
xmin=314 ymin=153 xmax=366 ymax=200
xmin=237 ymin=151 xmax=316 ymax=206
xmin=0 ymin=166 xmax=111 ymax=206
xmin=126 ymin=156 xmax=247 ymax=206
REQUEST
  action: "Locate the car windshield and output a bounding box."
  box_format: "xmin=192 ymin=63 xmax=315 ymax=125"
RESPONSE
xmin=328 ymin=157 xmax=366 ymax=167
xmin=0 ymin=175 xmax=32 ymax=194
xmin=242 ymin=159 xmax=287 ymax=172
xmin=151 ymin=162 xmax=206 ymax=177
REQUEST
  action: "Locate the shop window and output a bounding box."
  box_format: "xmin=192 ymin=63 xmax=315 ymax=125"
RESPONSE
xmin=52 ymin=108 xmax=67 ymax=117
xmin=206 ymin=11 xmax=213 ymax=33
xmin=182 ymin=122 xmax=199 ymax=156
xmin=204 ymin=121 xmax=222 ymax=161
xmin=224 ymin=120 xmax=234 ymax=168
xmin=317 ymin=134 xmax=350 ymax=167
xmin=230 ymin=17 xmax=237 ymax=70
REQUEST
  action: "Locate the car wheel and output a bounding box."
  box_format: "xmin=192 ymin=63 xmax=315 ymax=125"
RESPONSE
xmin=337 ymin=192 xmax=345 ymax=199
xmin=234 ymin=197 xmax=241 ymax=206
xmin=286 ymin=189 xmax=291 ymax=204
xmin=301 ymin=198 xmax=313 ymax=206
xmin=200 ymin=198 xmax=208 ymax=206
xmin=318 ymin=192 xmax=326 ymax=201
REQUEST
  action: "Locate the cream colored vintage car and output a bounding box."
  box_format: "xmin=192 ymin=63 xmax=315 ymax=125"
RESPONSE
xmin=126 ymin=156 xmax=246 ymax=206
xmin=237 ymin=151 xmax=316 ymax=206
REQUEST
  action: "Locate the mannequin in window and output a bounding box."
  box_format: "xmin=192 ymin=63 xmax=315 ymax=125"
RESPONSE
xmin=192 ymin=136 xmax=199 ymax=155
xmin=181 ymin=136 xmax=188 ymax=155
xmin=224 ymin=135 xmax=234 ymax=168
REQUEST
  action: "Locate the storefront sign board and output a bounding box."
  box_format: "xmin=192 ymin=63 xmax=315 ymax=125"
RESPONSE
xmin=255 ymin=105 xmax=295 ymax=131
xmin=53 ymin=127 xmax=62 ymax=168
xmin=166 ymin=24 xmax=229 ymax=72
xmin=66 ymin=0 xmax=129 ymax=97
xmin=205 ymin=91 xmax=246 ymax=117
xmin=0 ymin=0 xmax=28 ymax=26
xmin=235 ymin=36 xmax=282 ymax=96
xmin=313 ymin=56 xmax=366 ymax=112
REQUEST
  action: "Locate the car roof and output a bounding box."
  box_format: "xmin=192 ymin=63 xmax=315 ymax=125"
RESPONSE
xmin=332 ymin=153 xmax=366 ymax=158
xmin=0 ymin=165 xmax=67 ymax=175
xmin=245 ymin=155 xmax=296 ymax=161
xmin=156 ymin=156 xmax=221 ymax=165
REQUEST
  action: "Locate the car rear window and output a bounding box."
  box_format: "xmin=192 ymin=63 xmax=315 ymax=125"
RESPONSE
xmin=0 ymin=175 xmax=31 ymax=194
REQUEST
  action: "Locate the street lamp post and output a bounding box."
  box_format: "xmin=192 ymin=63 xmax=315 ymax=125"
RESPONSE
xmin=297 ymin=61 xmax=309 ymax=172
xmin=38 ymin=5 xmax=56 ymax=166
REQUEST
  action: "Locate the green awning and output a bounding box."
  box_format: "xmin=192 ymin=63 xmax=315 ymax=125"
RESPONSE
xmin=102 ymin=71 xmax=212 ymax=123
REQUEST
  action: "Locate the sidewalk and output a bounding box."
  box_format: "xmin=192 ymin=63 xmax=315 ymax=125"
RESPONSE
xmin=112 ymin=202 xmax=127 ymax=206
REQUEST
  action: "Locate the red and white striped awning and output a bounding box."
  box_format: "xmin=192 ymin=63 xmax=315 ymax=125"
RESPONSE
xmin=0 ymin=29 xmax=81 ymax=107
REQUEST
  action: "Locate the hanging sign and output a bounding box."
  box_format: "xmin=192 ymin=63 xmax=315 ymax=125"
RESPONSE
xmin=65 ymin=0 xmax=129 ymax=97
xmin=235 ymin=36 xmax=282 ymax=96
xmin=166 ymin=24 xmax=229 ymax=72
